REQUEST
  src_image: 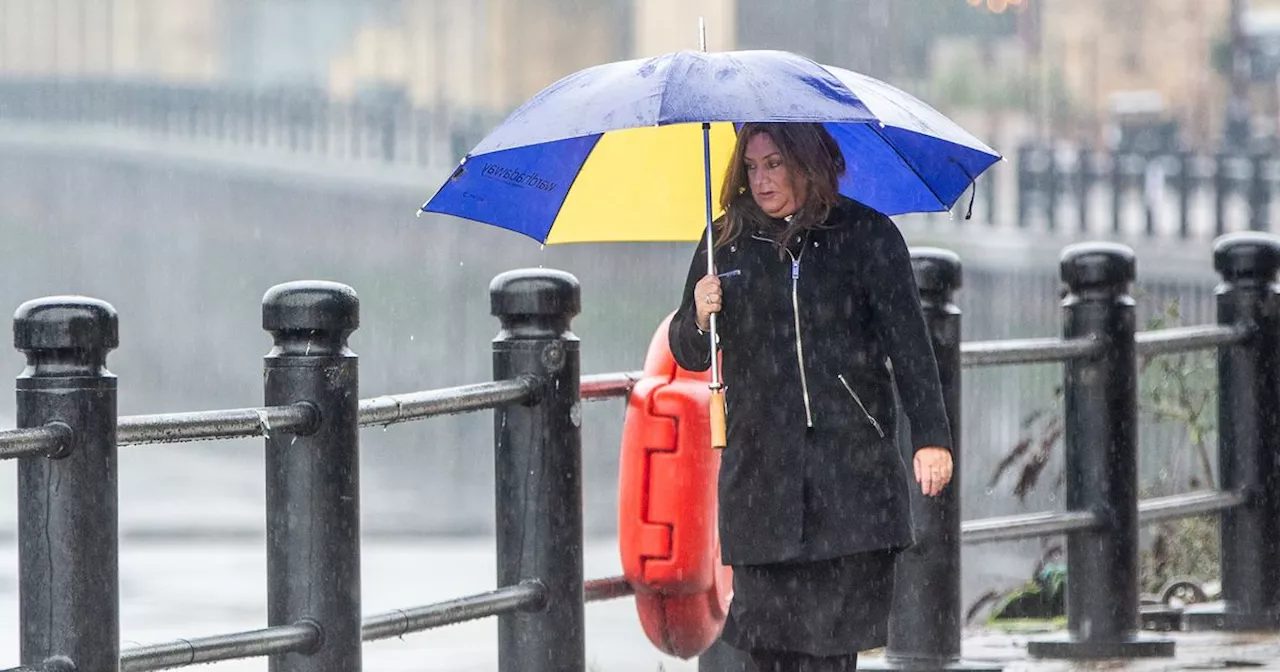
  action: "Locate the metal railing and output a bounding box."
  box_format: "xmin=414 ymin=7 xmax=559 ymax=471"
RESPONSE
xmin=0 ymin=78 xmax=502 ymax=172
xmin=6 ymin=233 xmax=1280 ymax=671
xmin=0 ymin=272 xmax=626 ymax=672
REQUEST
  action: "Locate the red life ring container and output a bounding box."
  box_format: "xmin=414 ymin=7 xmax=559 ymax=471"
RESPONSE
xmin=618 ymin=312 xmax=732 ymax=659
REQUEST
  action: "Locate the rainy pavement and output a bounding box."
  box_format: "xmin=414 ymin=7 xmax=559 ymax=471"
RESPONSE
xmin=0 ymin=535 xmax=698 ymax=672
xmin=958 ymin=628 xmax=1280 ymax=671
xmin=0 ymin=444 xmax=698 ymax=672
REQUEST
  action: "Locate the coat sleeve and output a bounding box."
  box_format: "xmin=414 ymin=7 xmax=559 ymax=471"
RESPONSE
xmin=863 ymin=215 xmax=954 ymax=454
xmin=668 ymin=235 xmax=713 ymax=372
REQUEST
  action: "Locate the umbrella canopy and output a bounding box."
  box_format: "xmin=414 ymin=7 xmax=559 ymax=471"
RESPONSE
xmin=420 ymin=49 xmax=1001 ymax=244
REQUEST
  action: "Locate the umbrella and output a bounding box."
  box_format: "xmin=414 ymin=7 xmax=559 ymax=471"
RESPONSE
xmin=420 ymin=34 xmax=1002 ymax=449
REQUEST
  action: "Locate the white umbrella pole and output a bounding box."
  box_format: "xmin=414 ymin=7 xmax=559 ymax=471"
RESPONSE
xmin=698 ymin=17 xmax=726 ymax=449
xmin=702 ymin=120 xmax=726 ymax=450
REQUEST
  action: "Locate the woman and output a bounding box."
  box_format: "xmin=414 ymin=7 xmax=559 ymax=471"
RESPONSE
xmin=668 ymin=122 xmax=954 ymax=672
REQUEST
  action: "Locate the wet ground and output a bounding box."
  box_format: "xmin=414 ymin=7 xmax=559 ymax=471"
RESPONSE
xmin=937 ymin=626 xmax=1280 ymax=671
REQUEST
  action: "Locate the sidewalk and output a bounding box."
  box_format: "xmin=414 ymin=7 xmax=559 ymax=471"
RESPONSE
xmin=950 ymin=625 xmax=1280 ymax=670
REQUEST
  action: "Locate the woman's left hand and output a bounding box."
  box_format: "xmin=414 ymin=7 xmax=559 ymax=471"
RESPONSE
xmin=914 ymin=447 xmax=952 ymax=497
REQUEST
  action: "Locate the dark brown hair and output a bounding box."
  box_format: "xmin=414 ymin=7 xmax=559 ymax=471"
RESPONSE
xmin=714 ymin=122 xmax=846 ymax=252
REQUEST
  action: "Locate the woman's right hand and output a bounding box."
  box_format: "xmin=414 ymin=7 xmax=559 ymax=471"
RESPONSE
xmin=694 ymin=273 xmax=722 ymax=331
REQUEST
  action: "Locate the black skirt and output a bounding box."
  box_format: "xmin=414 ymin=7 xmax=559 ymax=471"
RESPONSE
xmin=720 ymin=548 xmax=898 ymax=657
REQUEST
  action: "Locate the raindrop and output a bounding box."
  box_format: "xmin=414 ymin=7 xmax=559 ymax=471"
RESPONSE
xmin=984 ymin=487 xmax=995 ymax=496
xmin=410 ymin=335 xmax=415 ymax=341
xmin=459 ymin=261 xmax=465 ymax=266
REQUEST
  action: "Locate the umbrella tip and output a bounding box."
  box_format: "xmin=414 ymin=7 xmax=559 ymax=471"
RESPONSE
xmin=698 ymin=17 xmax=707 ymax=51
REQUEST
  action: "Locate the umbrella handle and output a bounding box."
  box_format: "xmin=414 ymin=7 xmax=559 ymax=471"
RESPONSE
xmin=709 ymin=387 xmax=727 ymax=450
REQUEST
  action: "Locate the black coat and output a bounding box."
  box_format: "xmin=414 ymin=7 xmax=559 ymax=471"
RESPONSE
xmin=669 ymin=196 xmax=953 ymax=566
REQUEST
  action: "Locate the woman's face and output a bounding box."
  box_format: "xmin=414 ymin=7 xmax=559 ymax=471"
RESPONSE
xmin=744 ymin=132 xmax=801 ymax=219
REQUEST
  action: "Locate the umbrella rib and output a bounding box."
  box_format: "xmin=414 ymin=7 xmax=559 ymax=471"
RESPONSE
xmin=866 ymin=122 xmax=952 ymax=213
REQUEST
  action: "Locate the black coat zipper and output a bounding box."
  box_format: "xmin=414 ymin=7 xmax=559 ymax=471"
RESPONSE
xmin=838 ymin=373 xmax=886 ymax=438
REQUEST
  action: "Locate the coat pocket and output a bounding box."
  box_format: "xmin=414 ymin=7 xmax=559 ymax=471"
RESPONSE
xmin=837 ymin=373 xmax=886 ymax=439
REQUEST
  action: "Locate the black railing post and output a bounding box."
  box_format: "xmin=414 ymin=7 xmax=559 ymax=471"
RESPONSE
xmin=865 ymin=250 xmax=1001 ymax=672
xmin=262 ymin=281 xmax=361 ymax=671
xmin=491 ymin=269 xmax=584 ymax=672
xmin=1185 ymin=232 xmax=1280 ymax=630
xmin=14 ymin=297 xmax=119 ymax=671
xmin=1028 ymin=243 xmax=1174 ymax=660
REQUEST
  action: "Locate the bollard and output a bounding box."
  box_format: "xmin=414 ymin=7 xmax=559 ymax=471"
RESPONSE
xmin=14 ymin=297 xmax=119 ymax=671
xmin=862 ymin=251 xmax=1001 ymax=672
xmin=491 ymin=269 xmax=585 ymax=672
xmin=1028 ymin=243 xmax=1174 ymax=659
xmin=262 ymin=281 xmax=361 ymax=672
xmin=1184 ymin=232 xmax=1280 ymax=630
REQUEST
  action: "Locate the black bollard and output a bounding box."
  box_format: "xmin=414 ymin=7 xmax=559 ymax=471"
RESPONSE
xmin=1184 ymin=232 xmax=1280 ymax=630
xmin=860 ymin=251 xmax=1001 ymax=672
xmin=262 ymin=281 xmax=361 ymax=672
xmin=14 ymin=297 xmax=119 ymax=671
xmin=1028 ymin=244 xmax=1174 ymax=659
xmin=491 ymin=269 xmax=585 ymax=672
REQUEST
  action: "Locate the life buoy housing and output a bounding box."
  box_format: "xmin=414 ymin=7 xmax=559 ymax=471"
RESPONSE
xmin=618 ymin=312 xmax=732 ymax=659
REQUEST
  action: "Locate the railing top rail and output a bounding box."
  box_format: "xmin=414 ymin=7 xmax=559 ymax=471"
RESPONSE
xmin=961 ymin=489 xmax=1245 ymax=546
xmin=961 ymin=336 xmax=1100 ymax=368
xmin=358 ymin=378 xmax=535 ymax=427
xmin=1135 ymin=324 xmax=1250 ymax=357
xmin=0 ymin=423 xmax=73 ymax=460
xmin=0 ymin=322 xmax=1253 ymax=454
xmin=362 ymin=581 xmax=545 ymax=643
xmin=117 ymin=403 xmax=316 ymax=446
xmin=961 ymin=510 xmax=1100 ymax=545
xmin=581 ymin=371 xmax=643 ymax=401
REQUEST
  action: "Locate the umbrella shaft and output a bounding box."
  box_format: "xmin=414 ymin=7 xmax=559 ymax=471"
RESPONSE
xmin=701 ymin=121 xmax=721 ymax=387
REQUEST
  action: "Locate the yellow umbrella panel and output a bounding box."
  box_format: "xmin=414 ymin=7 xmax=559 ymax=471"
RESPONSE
xmin=544 ymin=122 xmax=738 ymax=244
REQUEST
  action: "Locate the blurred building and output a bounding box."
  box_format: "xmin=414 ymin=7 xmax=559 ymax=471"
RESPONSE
xmin=24 ymin=0 xmax=1278 ymax=153
xmin=0 ymin=0 xmax=222 ymax=81
xmin=1017 ymin=0 xmax=1280 ymax=151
